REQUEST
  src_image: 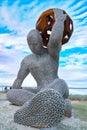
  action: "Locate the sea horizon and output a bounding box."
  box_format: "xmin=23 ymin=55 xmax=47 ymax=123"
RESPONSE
xmin=0 ymin=85 xmax=87 ymax=95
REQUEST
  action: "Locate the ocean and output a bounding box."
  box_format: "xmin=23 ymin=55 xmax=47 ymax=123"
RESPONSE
xmin=0 ymin=86 xmax=87 ymax=95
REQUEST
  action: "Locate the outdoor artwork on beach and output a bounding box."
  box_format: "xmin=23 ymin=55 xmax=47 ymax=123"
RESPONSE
xmin=7 ymin=8 xmax=74 ymax=129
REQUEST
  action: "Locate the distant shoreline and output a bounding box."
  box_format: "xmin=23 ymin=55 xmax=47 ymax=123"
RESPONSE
xmin=0 ymin=86 xmax=87 ymax=95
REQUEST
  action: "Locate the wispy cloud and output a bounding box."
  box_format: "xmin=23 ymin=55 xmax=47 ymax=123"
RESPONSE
xmin=0 ymin=0 xmax=87 ymax=94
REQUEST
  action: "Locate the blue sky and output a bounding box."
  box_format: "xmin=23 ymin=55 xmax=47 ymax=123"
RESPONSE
xmin=0 ymin=0 xmax=87 ymax=95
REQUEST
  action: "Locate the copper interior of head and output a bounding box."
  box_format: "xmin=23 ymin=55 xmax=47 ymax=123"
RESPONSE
xmin=36 ymin=8 xmax=73 ymax=46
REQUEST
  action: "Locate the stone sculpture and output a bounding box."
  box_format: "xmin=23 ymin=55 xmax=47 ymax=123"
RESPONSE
xmin=36 ymin=8 xmax=73 ymax=46
xmin=7 ymin=8 xmax=73 ymax=129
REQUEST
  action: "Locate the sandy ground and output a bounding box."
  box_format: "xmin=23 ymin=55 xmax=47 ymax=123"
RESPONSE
xmin=0 ymin=99 xmax=87 ymax=130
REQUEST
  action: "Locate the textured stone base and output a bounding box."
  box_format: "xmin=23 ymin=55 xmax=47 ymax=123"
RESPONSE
xmin=14 ymin=89 xmax=65 ymax=128
xmin=0 ymin=100 xmax=87 ymax=130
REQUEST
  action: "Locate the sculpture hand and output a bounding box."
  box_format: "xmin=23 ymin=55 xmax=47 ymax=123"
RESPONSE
xmin=54 ymin=9 xmax=67 ymax=22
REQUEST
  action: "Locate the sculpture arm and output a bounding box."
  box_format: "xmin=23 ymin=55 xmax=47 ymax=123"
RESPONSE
xmin=12 ymin=59 xmax=30 ymax=89
xmin=47 ymin=9 xmax=67 ymax=61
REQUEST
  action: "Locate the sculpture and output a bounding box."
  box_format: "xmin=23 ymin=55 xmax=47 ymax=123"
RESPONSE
xmin=36 ymin=8 xmax=73 ymax=46
xmin=7 ymin=8 xmax=73 ymax=129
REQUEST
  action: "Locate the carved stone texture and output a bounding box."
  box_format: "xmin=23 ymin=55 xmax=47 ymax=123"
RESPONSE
xmin=36 ymin=9 xmax=55 ymax=46
xmin=14 ymin=89 xmax=65 ymax=128
xmin=7 ymin=89 xmax=35 ymax=106
xmin=7 ymin=8 xmax=73 ymax=129
xmin=36 ymin=8 xmax=73 ymax=46
xmin=64 ymin=99 xmax=72 ymax=117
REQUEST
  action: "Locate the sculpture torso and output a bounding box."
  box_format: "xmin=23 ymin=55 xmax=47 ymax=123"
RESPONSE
xmin=24 ymin=52 xmax=58 ymax=90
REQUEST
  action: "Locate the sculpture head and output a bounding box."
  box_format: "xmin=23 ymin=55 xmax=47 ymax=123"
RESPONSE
xmin=27 ymin=29 xmax=43 ymax=54
xmin=36 ymin=8 xmax=73 ymax=46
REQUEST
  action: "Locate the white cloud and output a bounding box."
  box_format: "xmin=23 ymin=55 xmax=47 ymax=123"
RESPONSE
xmin=0 ymin=1 xmax=37 ymax=35
xmin=59 ymin=65 xmax=87 ymax=80
xmin=60 ymin=53 xmax=87 ymax=66
xmin=58 ymin=64 xmax=87 ymax=89
xmin=0 ymin=0 xmax=87 ymax=95
xmin=22 ymin=74 xmax=37 ymax=87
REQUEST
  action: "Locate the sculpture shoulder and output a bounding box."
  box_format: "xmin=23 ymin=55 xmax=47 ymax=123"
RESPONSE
xmin=21 ymin=54 xmax=34 ymax=66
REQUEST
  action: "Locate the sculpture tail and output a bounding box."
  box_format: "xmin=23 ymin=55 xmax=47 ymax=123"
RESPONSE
xmin=14 ymin=89 xmax=65 ymax=128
